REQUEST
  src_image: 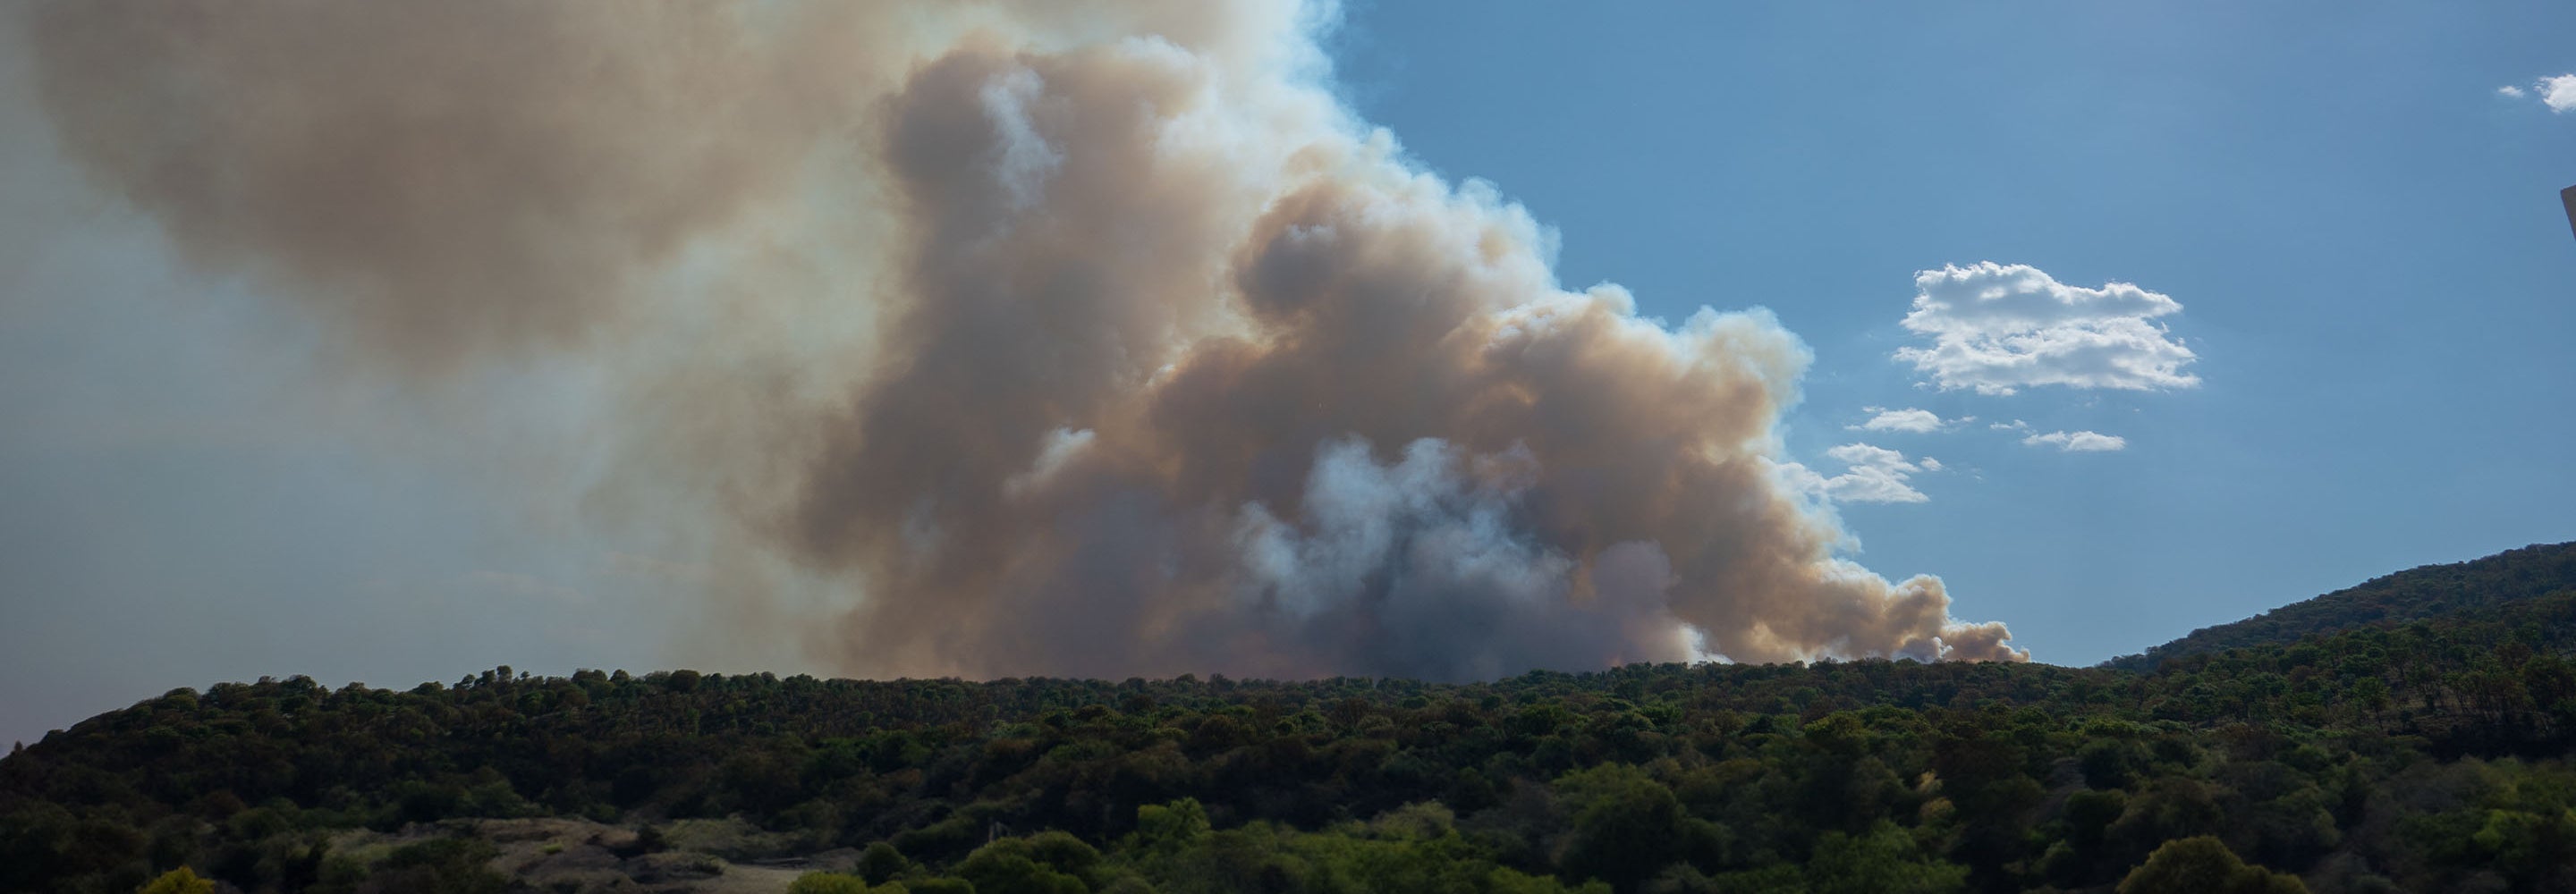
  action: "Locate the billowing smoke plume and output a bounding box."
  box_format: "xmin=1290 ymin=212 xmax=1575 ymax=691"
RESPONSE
xmin=23 ymin=0 xmax=2023 ymax=679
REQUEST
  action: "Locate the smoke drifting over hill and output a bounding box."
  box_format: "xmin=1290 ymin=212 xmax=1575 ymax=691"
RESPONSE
xmin=25 ymin=0 xmax=2022 ymax=678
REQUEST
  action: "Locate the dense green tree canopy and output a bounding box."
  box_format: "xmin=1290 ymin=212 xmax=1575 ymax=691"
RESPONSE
xmin=3 ymin=547 xmax=2572 ymax=893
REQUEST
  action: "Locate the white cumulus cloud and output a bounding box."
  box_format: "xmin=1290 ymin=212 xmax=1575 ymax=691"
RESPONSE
xmin=1779 ymin=443 xmax=1936 ymax=504
xmin=1894 ymin=262 xmax=2199 ymax=395
xmin=2542 ymin=74 xmax=2576 ymax=113
xmin=2500 ymin=85 xmax=2528 ymax=98
xmin=1854 ymin=407 xmax=1947 ymax=433
xmin=2022 ymin=430 xmax=2126 ymax=452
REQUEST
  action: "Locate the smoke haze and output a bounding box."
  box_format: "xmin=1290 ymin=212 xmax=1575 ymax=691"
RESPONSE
xmin=23 ymin=0 xmax=2022 ymax=680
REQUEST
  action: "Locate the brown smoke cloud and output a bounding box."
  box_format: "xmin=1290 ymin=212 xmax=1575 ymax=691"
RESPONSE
xmin=24 ymin=0 xmax=2024 ymax=679
xmin=21 ymin=0 xmax=907 ymax=369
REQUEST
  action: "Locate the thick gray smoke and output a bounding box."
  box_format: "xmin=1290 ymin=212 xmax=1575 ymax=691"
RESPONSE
xmin=24 ymin=0 xmax=2024 ymax=679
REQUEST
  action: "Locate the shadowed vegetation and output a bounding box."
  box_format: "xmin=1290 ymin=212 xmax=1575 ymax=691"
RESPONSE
xmin=2102 ymin=543 xmax=2576 ymax=672
xmin=5 ymin=544 xmax=2574 ymax=893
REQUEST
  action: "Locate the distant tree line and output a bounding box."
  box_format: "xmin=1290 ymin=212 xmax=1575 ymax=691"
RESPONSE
xmin=4 ymin=567 xmax=2573 ymax=892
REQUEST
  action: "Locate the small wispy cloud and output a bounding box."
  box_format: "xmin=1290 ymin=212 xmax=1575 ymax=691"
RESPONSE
xmin=1779 ymin=443 xmax=1937 ymax=504
xmin=2501 ymin=85 xmax=2528 ymax=98
xmin=1852 ymin=407 xmax=1953 ymax=433
xmin=2021 ymin=430 xmax=2126 ymax=452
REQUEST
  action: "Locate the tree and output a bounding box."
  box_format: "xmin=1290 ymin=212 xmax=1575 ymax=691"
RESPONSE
xmin=859 ymin=841 xmax=912 ymax=885
xmin=138 ymin=867 xmax=215 ymax=894
xmin=2117 ymin=836 xmax=2306 ymax=894
xmin=1806 ymin=822 xmax=1968 ymax=894
xmin=789 ymin=872 xmax=875 ymax=894
xmin=1557 ymin=765 xmax=1696 ymax=893
xmin=955 ymin=833 xmax=1097 ymax=894
xmin=1134 ymin=799 xmax=1209 ymax=852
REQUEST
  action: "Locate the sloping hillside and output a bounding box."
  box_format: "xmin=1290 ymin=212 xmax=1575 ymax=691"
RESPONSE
xmin=2102 ymin=541 xmax=2576 ymax=672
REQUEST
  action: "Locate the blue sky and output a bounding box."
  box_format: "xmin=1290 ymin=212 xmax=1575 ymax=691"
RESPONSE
xmin=2 ymin=1 xmax=2572 ymax=746
xmin=1331 ymin=0 xmax=2576 ymax=660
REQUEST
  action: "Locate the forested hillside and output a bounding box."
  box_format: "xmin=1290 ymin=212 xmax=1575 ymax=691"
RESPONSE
xmin=7 ymin=586 xmax=2576 ymax=893
xmin=2102 ymin=542 xmax=2576 ymax=672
